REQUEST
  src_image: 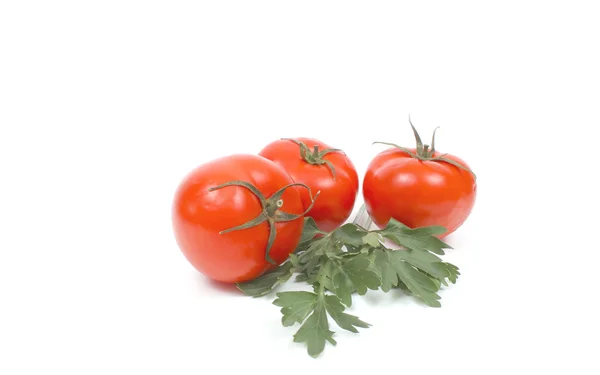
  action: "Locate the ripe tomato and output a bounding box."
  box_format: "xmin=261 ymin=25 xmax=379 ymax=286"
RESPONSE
xmin=363 ymin=123 xmax=476 ymax=237
xmin=259 ymin=138 xmax=359 ymax=232
xmin=172 ymin=154 xmax=315 ymax=283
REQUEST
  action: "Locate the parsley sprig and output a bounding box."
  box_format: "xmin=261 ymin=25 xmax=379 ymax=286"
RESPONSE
xmin=237 ymin=217 xmax=460 ymax=357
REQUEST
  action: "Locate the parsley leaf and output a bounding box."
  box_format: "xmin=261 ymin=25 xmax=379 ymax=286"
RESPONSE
xmin=373 ymin=248 xmax=452 ymax=307
xmin=330 ymin=254 xmax=381 ymax=306
xmin=273 ymin=286 xmax=371 ymax=357
xmin=393 ymin=247 xmax=454 ymax=282
xmin=273 ymin=291 xmax=318 ymax=326
xmin=273 ymin=290 xmax=337 ymax=357
xmin=299 ymin=217 xmax=325 ymax=244
xmin=362 ymin=232 xmax=383 ymax=247
xmin=296 ymin=237 xmax=330 ymax=283
xmin=373 ymin=249 xmax=398 ymax=293
xmin=239 ymin=215 xmax=461 ymax=357
xmin=292 ymin=299 xmax=336 ymax=357
xmin=237 ymin=260 xmax=295 ymax=297
xmin=324 ymin=294 xmax=370 ymax=333
xmin=378 ymin=218 xmax=452 ymax=255
xmin=332 ymin=223 xmax=367 ymax=247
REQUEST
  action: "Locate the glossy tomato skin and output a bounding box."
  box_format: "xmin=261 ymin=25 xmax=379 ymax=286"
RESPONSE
xmin=172 ymin=154 xmax=305 ymax=283
xmin=363 ymin=148 xmax=476 ymax=237
xmin=259 ymin=138 xmax=359 ymax=232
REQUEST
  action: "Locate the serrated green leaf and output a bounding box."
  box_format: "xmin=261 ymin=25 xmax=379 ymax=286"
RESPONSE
xmin=293 ymin=241 xmax=311 ymax=255
xmin=273 ymin=291 xmax=318 ymax=327
xmin=384 ymin=219 xmax=447 ymax=237
xmin=373 ymin=249 xmax=397 ymax=292
xmin=299 ymin=217 xmax=324 ymax=243
xmin=362 ymin=232 xmax=382 ymax=247
xmin=296 ymin=236 xmax=331 ymax=279
xmin=324 ymin=295 xmax=370 ymax=333
xmin=237 ymin=261 xmax=295 ymax=297
xmin=395 ymin=263 xmax=442 ymax=307
xmin=445 ymin=263 xmax=460 ymax=284
xmin=332 ymin=272 xmax=354 ymax=307
xmin=317 ymin=260 xmax=336 ymax=292
xmin=292 ymin=301 xmax=336 ymax=357
xmin=302 ymin=254 xmax=325 ymax=283
xmin=267 ymin=219 xmax=461 ymax=357
xmin=393 ymin=249 xmax=449 ymax=280
xmin=378 ymin=218 xmax=452 ymax=255
xmin=329 ymin=254 xmax=381 ymax=306
xmin=402 ymin=226 xmax=448 ymax=238
xmin=372 ymin=248 xmax=445 ymax=307
xmin=332 ymin=223 xmax=367 ymax=247
xmin=343 ymin=254 xmax=381 ymax=295
xmin=431 ymin=277 xmax=442 ymax=288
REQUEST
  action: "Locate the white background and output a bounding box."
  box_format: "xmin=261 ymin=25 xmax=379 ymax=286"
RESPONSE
xmin=1 ymin=1 xmax=599 ymax=374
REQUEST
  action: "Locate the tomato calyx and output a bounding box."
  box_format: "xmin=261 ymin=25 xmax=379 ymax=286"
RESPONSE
xmin=209 ymin=180 xmax=320 ymax=265
xmin=282 ymin=138 xmax=345 ymax=180
xmin=373 ymin=118 xmax=477 ymax=179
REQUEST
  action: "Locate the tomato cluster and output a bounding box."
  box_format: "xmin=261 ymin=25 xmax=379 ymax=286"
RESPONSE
xmin=172 ymin=124 xmax=477 ymax=283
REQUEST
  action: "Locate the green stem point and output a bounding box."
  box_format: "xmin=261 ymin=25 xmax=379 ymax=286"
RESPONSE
xmin=282 ymin=138 xmax=345 ymax=181
xmin=373 ymin=119 xmax=477 ymax=179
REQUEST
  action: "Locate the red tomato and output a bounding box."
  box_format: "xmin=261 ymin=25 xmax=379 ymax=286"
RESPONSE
xmin=172 ymin=154 xmax=313 ymax=283
xmin=259 ymin=138 xmax=359 ymax=232
xmin=363 ymin=124 xmax=477 ymax=237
